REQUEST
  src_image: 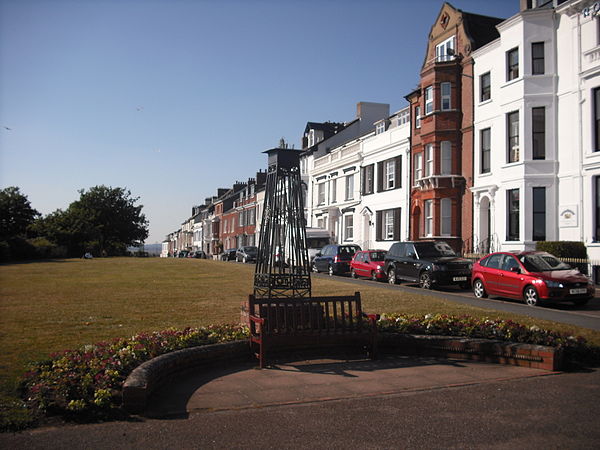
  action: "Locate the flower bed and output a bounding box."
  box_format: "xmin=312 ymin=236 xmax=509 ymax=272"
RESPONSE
xmin=20 ymin=324 xmax=248 ymax=421
xmin=18 ymin=315 xmax=600 ymax=423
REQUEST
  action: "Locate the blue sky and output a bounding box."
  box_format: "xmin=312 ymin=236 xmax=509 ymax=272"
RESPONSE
xmin=0 ymin=0 xmax=518 ymax=244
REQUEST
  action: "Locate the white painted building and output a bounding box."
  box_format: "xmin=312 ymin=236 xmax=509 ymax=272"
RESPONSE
xmin=358 ymin=107 xmax=411 ymax=251
xmin=556 ymin=0 xmax=600 ymax=266
xmin=306 ymin=107 xmax=410 ymax=251
xmin=472 ymin=4 xmax=559 ymax=253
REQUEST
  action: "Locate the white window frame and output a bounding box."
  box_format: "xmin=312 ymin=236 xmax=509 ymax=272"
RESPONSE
xmin=415 ymin=106 xmax=421 ymax=128
xmin=344 ymin=214 xmax=354 ymax=240
xmin=376 ymin=121 xmax=385 ymax=134
xmin=384 ymin=210 xmax=394 ymax=239
xmin=441 ymin=141 xmax=452 ymax=175
xmin=330 ymin=178 xmax=337 ymax=203
xmin=414 ymin=153 xmax=423 ymax=181
xmin=425 ymin=86 xmax=433 ymax=115
xmin=424 ymin=200 xmax=433 ymax=237
xmin=441 ymin=198 xmax=451 ymax=236
xmin=425 ymin=144 xmax=434 ymax=177
xmin=435 ymin=36 xmax=455 ymax=62
xmin=385 ymin=159 xmax=395 ymax=190
xmin=441 ymin=82 xmax=451 ymax=110
xmin=317 ymin=182 xmax=326 ymax=205
xmin=345 ymin=174 xmax=354 ymax=201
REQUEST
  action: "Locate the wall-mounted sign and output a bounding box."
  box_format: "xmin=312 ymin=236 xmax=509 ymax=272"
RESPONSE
xmin=559 ymin=205 xmax=578 ymax=228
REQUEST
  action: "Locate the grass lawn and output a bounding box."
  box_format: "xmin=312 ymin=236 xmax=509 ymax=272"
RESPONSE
xmin=2 ymin=257 xmax=600 ymax=401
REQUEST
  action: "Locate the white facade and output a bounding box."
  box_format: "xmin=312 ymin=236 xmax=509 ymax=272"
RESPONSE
xmin=306 ymin=108 xmax=410 ymax=251
xmin=556 ymin=0 xmax=600 ymax=262
xmin=472 ymin=7 xmax=559 ymax=253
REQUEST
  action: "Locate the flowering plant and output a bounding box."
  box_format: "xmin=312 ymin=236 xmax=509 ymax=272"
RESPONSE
xmin=20 ymin=324 xmax=248 ymax=420
xmin=378 ymin=313 xmax=599 ymax=364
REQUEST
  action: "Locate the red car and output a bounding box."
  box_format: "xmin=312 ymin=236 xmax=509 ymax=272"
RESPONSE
xmin=350 ymin=250 xmax=387 ymax=281
xmin=471 ymin=251 xmax=595 ymax=307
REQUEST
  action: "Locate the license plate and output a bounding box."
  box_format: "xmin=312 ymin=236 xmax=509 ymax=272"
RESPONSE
xmin=570 ymin=288 xmax=587 ymax=295
xmin=453 ymin=276 xmax=467 ymax=282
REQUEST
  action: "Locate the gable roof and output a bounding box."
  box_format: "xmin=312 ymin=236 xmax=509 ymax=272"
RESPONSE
xmin=461 ymin=11 xmax=504 ymax=51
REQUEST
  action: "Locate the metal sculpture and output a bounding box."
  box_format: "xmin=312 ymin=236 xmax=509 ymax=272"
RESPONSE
xmin=254 ymin=147 xmax=311 ymax=299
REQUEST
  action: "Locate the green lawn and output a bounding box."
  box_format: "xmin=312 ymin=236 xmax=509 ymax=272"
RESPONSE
xmin=2 ymin=257 xmax=600 ymax=399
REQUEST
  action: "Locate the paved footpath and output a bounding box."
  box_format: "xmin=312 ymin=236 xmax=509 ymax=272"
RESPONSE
xmin=2 ymin=353 xmax=600 ymax=449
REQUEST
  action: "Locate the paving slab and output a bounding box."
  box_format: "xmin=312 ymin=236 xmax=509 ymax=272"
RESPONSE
xmin=145 ymin=352 xmax=553 ymax=418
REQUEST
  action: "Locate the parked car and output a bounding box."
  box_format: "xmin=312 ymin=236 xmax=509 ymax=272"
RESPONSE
xmin=471 ymin=251 xmax=595 ymax=307
xmin=384 ymin=241 xmax=472 ymax=289
xmin=189 ymin=250 xmax=207 ymax=259
xmin=221 ymin=248 xmax=237 ymax=261
xmin=350 ymin=250 xmax=388 ymax=281
xmin=306 ymin=228 xmax=332 ymax=263
xmin=177 ymin=250 xmax=189 ymax=258
xmin=312 ymin=244 xmax=362 ymax=276
xmin=236 ymin=245 xmax=258 ymax=263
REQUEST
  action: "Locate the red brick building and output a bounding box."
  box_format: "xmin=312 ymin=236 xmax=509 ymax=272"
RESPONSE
xmin=406 ymin=3 xmax=503 ymax=252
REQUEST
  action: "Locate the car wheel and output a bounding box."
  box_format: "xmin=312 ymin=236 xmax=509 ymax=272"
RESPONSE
xmin=573 ymin=299 xmax=589 ymax=307
xmin=523 ymin=286 xmax=539 ymax=306
xmin=473 ymin=279 xmax=487 ymax=298
xmin=312 ymin=262 xmax=319 ymax=273
xmin=419 ymin=272 xmax=432 ymax=290
xmin=350 ymin=269 xmax=358 ymax=279
xmin=371 ymin=271 xmax=378 ymax=282
xmin=328 ymin=265 xmax=334 ymax=276
xmin=388 ymin=268 xmax=396 ymax=285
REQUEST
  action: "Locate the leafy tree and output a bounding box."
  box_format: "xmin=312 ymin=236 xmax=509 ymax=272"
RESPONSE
xmin=0 ymin=187 xmax=40 ymax=239
xmin=33 ymin=186 xmax=149 ymax=257
xmin=68 ymin=186 xmax=149 ymax=256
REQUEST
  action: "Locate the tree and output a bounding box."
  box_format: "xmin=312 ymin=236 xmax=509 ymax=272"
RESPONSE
xmin=33 ymin=186 xmax=149 ymax=257
xmin=0 ymin=186 xmax=40 ymax=239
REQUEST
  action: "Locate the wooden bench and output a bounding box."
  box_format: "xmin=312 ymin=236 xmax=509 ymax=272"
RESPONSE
xmin=248 ymin=292 xmax=378 ymax=368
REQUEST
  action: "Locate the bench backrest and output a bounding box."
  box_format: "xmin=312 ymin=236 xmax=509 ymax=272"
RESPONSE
xmin=248 ymin=292 xmax=365 ymax=335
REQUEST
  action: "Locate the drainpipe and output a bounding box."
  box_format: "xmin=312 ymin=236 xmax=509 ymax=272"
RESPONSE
xmin=577 ymin=12 xmax=584 ymax=243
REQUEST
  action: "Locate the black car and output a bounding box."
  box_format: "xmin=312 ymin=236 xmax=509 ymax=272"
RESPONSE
xmin=221 ymin=249 xmax=237 ymax=261
xmin=384 ymin=241 xmax=472 ymax=289
xmin=312 ymin=244 xmax=362 ymax=276
xmin=190 ymin=250 xmax=207 ymax=259
xmin=236 ymin=246 xmax=258 ymax=263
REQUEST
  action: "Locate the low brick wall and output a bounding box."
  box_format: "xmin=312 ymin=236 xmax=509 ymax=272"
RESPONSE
xmin=122 ymin=334 xmax=563 ymax=414
xmin=379 ymin=334 xmax=563 ymax=371
xmin=122 ymin=340 xmax=250 ymax=414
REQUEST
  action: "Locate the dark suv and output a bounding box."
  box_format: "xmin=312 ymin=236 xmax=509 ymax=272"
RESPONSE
xmin=384 ymin=241 xmax=472 ymax=289
xmin=312 ymin=244 xmax=361 ymax=276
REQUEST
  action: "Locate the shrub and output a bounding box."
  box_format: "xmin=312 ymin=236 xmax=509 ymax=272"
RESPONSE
xmin=536 ymin=241 xmax=588 ymax=274
xmin=20 ymin=324 xmax=248 ymax=421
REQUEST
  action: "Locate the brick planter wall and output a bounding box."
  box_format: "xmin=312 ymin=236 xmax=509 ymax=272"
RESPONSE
xmin=122 ymin=340 xmax=250 ymax=414
xmin=122 ymin=334 xmax=563 ymax=414
xmin=379 ymin=334 xmax=563 ymax=371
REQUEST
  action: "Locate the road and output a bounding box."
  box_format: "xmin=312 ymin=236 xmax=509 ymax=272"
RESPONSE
xmin=313 ymin=272 xmax=600 ymax=331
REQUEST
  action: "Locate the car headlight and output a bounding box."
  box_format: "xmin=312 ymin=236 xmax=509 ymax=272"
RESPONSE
xmin=467 ymin=263 xmax=473 ymax=270
xmin=376 ymin=265 xmax=383 ymax=271
xmin=544 ymin=280 xmax=564 ymax=289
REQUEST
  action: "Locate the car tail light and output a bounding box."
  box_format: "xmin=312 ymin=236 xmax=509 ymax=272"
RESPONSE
xmin=334 ymin=255 xmax=340 ymax=263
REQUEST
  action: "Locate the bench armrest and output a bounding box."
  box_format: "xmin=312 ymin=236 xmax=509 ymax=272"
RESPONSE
xmin=249 ymin=315 xmax=265 ymax=325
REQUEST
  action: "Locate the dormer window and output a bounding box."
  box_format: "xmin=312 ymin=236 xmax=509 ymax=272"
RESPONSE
xmin=308 ymin=129 xmax=315 ymax=147
xmin=375 ymin=121 xmax=386 ymax=135
xmin=436 ymin=36 xmax=455 ymax=62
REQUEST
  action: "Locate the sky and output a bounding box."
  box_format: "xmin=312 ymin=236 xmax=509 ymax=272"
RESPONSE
xmin=0 ymin=0 xmax=518 ymax=244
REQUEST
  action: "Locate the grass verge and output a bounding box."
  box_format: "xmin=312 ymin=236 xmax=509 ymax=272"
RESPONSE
xmin=1 ymin=257 xmax=599 ymax=430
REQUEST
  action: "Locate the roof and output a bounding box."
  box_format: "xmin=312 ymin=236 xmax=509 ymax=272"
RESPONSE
xmin=304 ymin=121 xmax=346 ymax=135
xmin=461 ymin=11 xmax=505 ymax=52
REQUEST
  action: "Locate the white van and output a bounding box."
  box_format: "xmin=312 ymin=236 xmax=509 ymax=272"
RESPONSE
xmin=306 ymin=228 xmax=332 ymax=262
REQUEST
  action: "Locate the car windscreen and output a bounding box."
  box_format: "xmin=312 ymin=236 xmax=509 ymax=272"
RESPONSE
xmin=414 ymin=242 xmax=457 ymax=258
xmin=519 ymin=254 xmax=571 ymax=272
xmin=369 ymin=251 xmax=386 ymax=261
xmin=339 ymin=246 xmax=359 ymax=256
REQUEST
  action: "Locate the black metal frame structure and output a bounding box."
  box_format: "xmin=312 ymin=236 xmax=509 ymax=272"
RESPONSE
xmin=254 ymin=148 xmax=311 ymax=299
